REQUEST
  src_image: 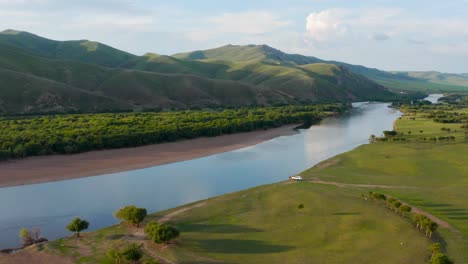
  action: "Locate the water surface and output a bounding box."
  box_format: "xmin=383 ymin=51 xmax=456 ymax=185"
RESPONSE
xmin=425 ymin=93 xmax=444 ymax=104
xmin=0 ymin=102 xmax=401 ymax=248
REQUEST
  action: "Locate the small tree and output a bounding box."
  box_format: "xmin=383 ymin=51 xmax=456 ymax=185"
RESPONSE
xmin=392 ymin=201 xmax=402 ymax=212
xmin=67 ymin=218 xmax=89 ymax=237
xmin=145 ymin=222 xmax=179 ymax=244
xmin=430 ymin=253 xmax=454 ymax=264
xmin=115 ymin=206 xmax=147 ymax=227
xmin=108 ymin=243 xmax=143 ymax=264
xmin=429 ymin=243 xmax=441 ymax=254
xmin=399 ymin=205 xmax=412 ymax=217
xmin=19 ymin=228 xmax=33 ymax=246
xmin=297 ymin=204 xmax=304 ymax=209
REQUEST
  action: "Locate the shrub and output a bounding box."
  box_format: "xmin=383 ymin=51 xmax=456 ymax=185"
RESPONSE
xmin=145 ymin=222 xmax=179 ymax=244
xmin=297 ymin=204 xmax=304 ymax=209
xmin=108 ymin=243 xmax=143 ymax=263
xmin=115 ymin=206 xmax=147 ymax=227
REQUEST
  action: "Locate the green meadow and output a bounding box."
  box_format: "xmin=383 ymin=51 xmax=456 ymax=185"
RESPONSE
xmin=18 ymin=183 xmax=430 ymax=264
xmin=304 ymin=106 xmax=468 ymax=262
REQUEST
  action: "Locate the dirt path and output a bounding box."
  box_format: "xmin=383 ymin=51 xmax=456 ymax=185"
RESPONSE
xmin=306 ymin=178 xmax=417 ymax=189
xmin=306 ymin=178 xmax=457 ymax=233
xmin=159 ymin=202 xmax=207 ymax=223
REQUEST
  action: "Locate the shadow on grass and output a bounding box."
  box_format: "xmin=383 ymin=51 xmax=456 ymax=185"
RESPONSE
xmin=332 ymin=212 xmax=362 ymax=216
xmin=447 ymin=216 xmax=468 ymax=220
xmin=178 ymin=224 xmax=262 ymax=234
xmin=189 ymin=239 xmax=294 ymax=254
xmin=106 ymin=234 xmax=126 ymax=240
xmin=419 ymin=203 xmax=452 ymax=207
xmin=178 ymin=261 xmax=232 ymax=264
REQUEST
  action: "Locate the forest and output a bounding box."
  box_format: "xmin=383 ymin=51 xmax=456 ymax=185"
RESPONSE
xmin=0 ymin=104 xmax=348 ymax=160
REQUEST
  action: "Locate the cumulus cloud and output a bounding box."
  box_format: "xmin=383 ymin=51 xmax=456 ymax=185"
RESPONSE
xmin=305 ymin=9 xmax=351 ymax=42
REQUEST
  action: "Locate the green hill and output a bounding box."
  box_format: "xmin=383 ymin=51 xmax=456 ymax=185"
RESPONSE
xmin=0 ymin=29 xmax=135 ymax=67
xmin=175 ymin=44 xmax=468 ymax=93
xmin=0 ymin=30 xmax=426 ymax=115
xmin=391 ymin=71 xmax=468 ymax=89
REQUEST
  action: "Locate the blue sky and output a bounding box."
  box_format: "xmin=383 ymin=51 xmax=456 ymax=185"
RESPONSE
xmin=2 ymin=0 xmax=468 ymax=72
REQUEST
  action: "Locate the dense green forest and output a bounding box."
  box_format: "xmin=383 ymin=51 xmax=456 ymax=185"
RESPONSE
xmin=0 ymin=104 xmax=347 ymax=160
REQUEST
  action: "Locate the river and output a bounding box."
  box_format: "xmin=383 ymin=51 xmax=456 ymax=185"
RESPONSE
xmin=0 ymin=102 xmax=402 ymax=249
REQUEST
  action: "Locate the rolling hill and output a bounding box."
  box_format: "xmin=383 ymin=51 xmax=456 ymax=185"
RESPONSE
xmin=175 ymin=44 xmax=468 ymax=93
xmin=0 ymin=29 xmax=434 ymax=115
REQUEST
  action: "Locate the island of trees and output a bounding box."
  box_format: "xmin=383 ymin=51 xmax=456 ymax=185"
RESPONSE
xmin=0 ymin=104 xmax=348 ymax=160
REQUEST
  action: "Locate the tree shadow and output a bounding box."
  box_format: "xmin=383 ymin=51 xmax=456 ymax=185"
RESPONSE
xmin=189 ymin=239 xmax=294 ymax=254
xmin=447 ymin=216 xmax=468 ymax=220
xmin=419 ymin=203 xmax=452 ymax=207
xmin=332 ymin=212 xmax=362 ymax=216
xmin=106 ymin=234 xmax=125 ymax=240
xmin=178 ymin=224 xmax=262 ymax=234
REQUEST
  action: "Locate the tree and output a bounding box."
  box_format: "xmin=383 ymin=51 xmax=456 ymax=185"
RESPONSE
xmin=115 ymin=206 xmax=147 ymax=227
xmin=297 ymin=204 xmax=304 ymax=209
xmin=145 ymin=222 xmax=179 ymax=244
xmin=108 ymin=243 xmax=143 ymax=264
xmin=430 ymin=253 xmax=454 ymax=264
xmin=19 ymin=228 xmax=33 ymax=246
xmin=428 ymin=221 xmax=438 ymax=238
xmin=399 ymin=205 xmax=412 ymax=217
xmin=429 ymin=243 xmax=441 ymax=254
xmin=66 ymin=218 xmax=89 ymax=237
xmin=392 ymin=201 xmax=402 ymax=212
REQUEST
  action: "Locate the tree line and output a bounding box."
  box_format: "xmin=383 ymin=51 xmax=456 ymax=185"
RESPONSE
xmin=364 ymin=192 xmax=454 ymax=264
xmin=0 ymin=104 xmax=347 ymax=160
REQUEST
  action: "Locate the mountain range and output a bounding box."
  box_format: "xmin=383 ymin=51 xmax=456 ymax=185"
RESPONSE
xmin=1 ymin=29 xmax=467 ymax=115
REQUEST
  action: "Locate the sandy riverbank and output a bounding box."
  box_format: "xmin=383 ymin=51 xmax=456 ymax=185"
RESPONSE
xmin=0 ymin=125 xmax=300 ymax=188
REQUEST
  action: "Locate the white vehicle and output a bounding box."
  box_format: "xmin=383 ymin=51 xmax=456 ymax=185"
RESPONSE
xmin=289 ymin=176 xmax=303 ymax=181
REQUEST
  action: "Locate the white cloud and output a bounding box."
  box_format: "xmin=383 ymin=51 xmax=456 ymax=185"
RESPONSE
xmin=305 ymin=9 xmax=351 ymax=42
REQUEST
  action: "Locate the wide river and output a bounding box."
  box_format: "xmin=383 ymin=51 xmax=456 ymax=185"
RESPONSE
xmin=0 ymin=102 xmax=402 ymax=249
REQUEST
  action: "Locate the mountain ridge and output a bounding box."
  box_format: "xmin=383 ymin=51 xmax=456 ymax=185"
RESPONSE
xmin=1 ymin=29 xmax=451 ymax=115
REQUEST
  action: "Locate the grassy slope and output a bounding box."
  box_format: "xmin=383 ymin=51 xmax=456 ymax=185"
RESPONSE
xmin=394 ymin=71 xmax=468 ymax=88
xmin=303 ymin=109 xmax=468 ymax=262
xmin=0 ymin=31 xmax=400 ymax=114
xmin=0 ymin=43 xmax=293 ymax=113
xmin=17 ymin=183 xmax=430 ymax=264
xmin=175 ymin=44 xmax=468 ymax=93
xmin=0 ymin=30 xmax=135 ymax=67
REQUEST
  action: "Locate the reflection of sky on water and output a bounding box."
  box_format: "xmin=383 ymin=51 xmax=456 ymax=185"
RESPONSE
xmin=0 ymin=102 xmax=401 ymax=249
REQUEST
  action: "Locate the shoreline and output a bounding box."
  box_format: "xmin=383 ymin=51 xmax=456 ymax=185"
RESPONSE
xmin=0 ymin=124 xmax=301 ymax=188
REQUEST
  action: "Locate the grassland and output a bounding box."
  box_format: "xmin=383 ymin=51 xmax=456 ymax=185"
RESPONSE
xmin=304 ymin=103 xmax=468 ymax=262
xmin=2 ymin=183 xmax=431 ymax=264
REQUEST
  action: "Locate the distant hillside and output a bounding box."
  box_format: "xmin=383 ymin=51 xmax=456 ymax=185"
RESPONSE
xmin=0 ymin=30 xmax=425 ymax=115
xmin=392 ymin=71 xmax=468 ymax=89
xmin=0 ymin=29 xmax=135 ymax=67
xmin=175 ymin=44 xmax=468 ymax=93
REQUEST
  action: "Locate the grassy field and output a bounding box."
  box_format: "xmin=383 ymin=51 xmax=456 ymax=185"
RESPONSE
xmin=5 ymin=183 xmax=431 ymax=264
xmin=304 ymin=105 xmax=468 ymax=262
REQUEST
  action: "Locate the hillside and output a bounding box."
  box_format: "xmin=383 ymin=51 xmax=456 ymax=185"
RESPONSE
xmin=392 ymin=71 xmax=468 ymax=89
xmin=0 ymin=30 xmax=414 ymax=114
xmin=0 ymin=41 xmax=290 ymax=114
xmin=0 ymin=29 xmax=135 ymax=67
xmin=175 ymin=44 xmax=468 ymax=93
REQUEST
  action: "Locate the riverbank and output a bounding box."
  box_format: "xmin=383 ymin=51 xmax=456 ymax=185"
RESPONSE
xmin=0 ymin=125 xmax=300 ymax=188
